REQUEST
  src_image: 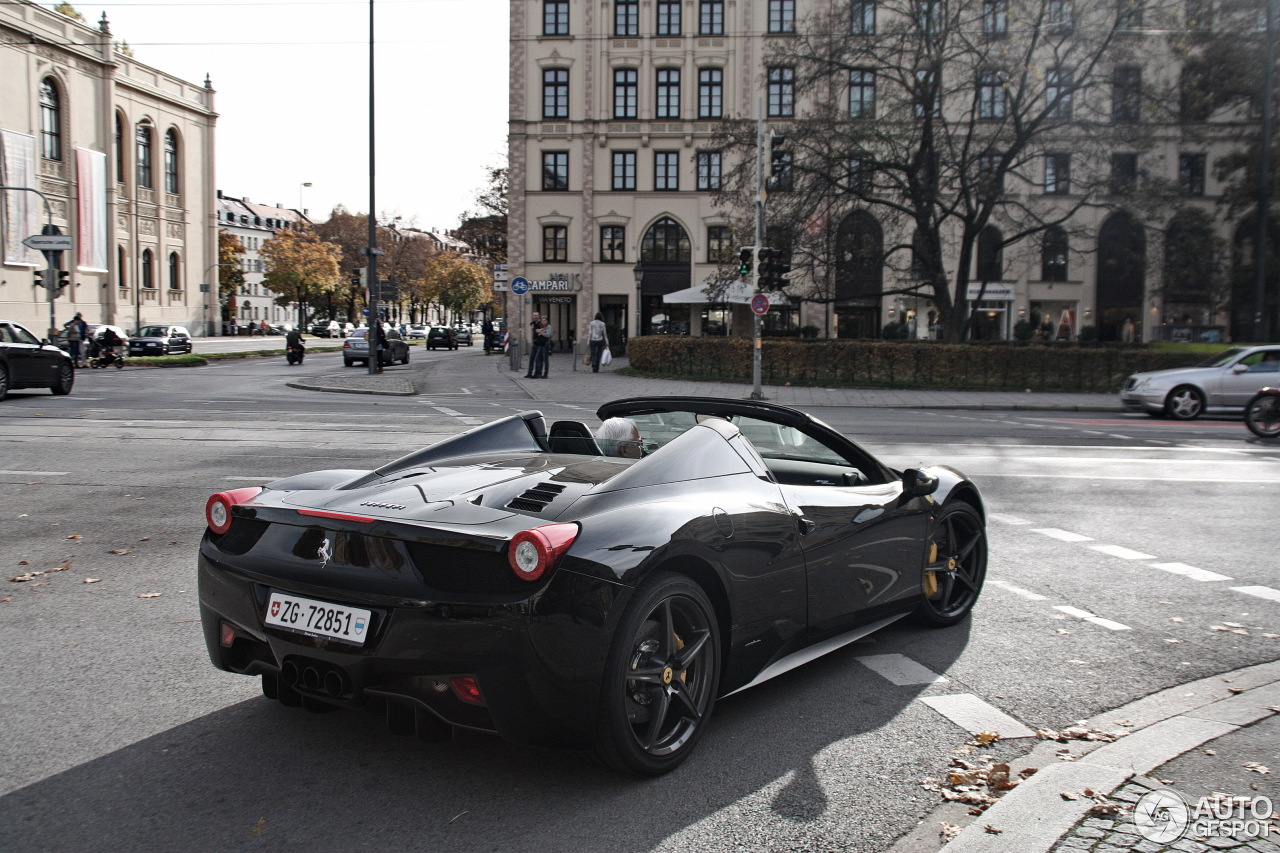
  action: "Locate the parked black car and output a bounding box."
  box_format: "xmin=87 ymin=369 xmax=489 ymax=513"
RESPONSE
xmin=197 ymin=396 xmax=987 ymax=775
xmin=1 ymin=318 xmax=75 ymax=400
xmin=128 ymin=325 xmax=193 ymax=356
xmin=427 ymin=326 xmax=458 ymax=350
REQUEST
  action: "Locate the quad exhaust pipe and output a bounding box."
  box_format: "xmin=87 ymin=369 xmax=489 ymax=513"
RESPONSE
xmin=279 ymin=656 xmax=350 ymax=698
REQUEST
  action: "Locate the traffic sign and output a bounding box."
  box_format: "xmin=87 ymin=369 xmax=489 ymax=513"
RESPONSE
xmin=750 ymin=294 xmax=770 ymax=315
xmin=23 ymin=234 xmax=73 ymax=252
xmin=510 ymin=276 xmax=530 ymax=295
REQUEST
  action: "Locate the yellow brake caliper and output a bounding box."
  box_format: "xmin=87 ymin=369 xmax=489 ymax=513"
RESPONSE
xmin=924 ymin=541 xmax=940 ymax=597
xmin=675 ymin=632 xmax=687 ymax=682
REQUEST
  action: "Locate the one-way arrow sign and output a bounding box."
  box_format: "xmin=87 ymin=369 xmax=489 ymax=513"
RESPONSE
xmin=23 ymin=234 xmax=74 ymax=252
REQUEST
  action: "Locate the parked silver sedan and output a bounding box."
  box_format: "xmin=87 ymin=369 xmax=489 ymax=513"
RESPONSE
xmin=1120 ymin=345 xmax=1280 ymax=419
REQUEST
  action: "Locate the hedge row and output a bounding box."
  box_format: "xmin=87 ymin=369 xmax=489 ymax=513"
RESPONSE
xmin=626 ymin=337 xmax=1210 ymax=392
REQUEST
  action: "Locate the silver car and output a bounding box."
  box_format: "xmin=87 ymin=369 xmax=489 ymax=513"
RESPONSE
xmin=1120 ymin=345 xmax=1280 ymax=419
xmin=342 ymin=327 xmax=410 ymax=367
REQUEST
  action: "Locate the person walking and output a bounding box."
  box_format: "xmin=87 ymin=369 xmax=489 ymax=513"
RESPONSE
xmin=587 ymin=312 xmax=609 ymax=373
xmin=63 ymin=312 xmax=87 ymax=367
xmin=533 ymin=317 xmax=553 ymax=377
xmin=524 ymin=312 xmax=542 ymax=378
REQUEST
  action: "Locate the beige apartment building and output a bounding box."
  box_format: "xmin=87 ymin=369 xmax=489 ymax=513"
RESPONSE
xmin=509 ymin=0 xmax=1265 ymax=346
xmin=1 ymin=0 xmax=217 ymax=337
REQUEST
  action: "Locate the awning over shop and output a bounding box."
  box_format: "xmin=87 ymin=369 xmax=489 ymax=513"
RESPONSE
xmin=662 ymin=281 xmax=790 ymax=305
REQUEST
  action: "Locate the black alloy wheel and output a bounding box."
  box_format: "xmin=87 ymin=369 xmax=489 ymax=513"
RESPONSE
xmin=595 ymin=572 xmax=720 ymax=776
xmin=50 ymin=363 xmax=74 ymax=395
xmin=1165 ymin=385 xmax=1205 ymax=420
xmin=0 ymin=363 xmax=8 ymax=400
xmin=1245 ymin=393 xmax=1280 ymax=439
xmin=914 ymin=502 xmax=987 ymax=627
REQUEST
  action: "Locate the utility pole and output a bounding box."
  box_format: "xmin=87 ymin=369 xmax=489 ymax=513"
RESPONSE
xmin=365 ymin=0 xmax=380 ymax=375
xmin=752 ymin=103 xmax=765 ymax=399
xmin=1256 ymin=0 xmax=1278 ymax=342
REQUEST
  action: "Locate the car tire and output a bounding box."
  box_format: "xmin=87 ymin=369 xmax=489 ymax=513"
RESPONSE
xmin=50 ymin=363 xmax=74 ymax=396
xmin=913 ymin=501 xmax=987 ymax=627
xmin=0 ymin=363 xmax=8 ymax=401
xmin=343 ymin=359 xmax=354 ymax=368
xmin=401 ymin=351 xmax=410 ymax=365
xmin=593 ymin=571 xmax=720 ymax=776
xmin=1165 ymin=385 xmax=1205 ymax=420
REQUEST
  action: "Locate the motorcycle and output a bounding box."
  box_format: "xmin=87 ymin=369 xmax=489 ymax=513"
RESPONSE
xmin=285 ymin=342 xmax=305 ymax=365
xmin=89 ymin=347 xmax=125 ymax=369
xmin=1244 ymin=387 xmax=1280 ymax=438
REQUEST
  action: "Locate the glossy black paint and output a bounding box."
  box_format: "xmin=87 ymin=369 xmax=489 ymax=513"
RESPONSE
xmin=198 ymin=397 xmax=985 ymax=756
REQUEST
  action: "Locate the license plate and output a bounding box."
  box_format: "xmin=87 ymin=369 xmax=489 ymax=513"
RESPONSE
xmin=264 ymin=592 xmax=372 ymax=646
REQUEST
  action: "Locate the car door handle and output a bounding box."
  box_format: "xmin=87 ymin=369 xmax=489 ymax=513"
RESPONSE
xmin=794 ymin=515 xmax=815 ymax=535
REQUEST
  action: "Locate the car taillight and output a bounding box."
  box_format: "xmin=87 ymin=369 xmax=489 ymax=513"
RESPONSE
xmin=205 ymin=487 xmax=262 ymax=534
xmin=507 ymin=523 xmax=578 ymax=582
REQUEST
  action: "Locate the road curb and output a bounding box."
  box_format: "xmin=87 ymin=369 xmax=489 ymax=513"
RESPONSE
xmin=893 ymin=660 xmax=1280 ymax=852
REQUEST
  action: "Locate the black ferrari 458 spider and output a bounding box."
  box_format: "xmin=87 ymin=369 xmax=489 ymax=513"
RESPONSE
xmin=198 ymin=396 xmax=987 ymax=775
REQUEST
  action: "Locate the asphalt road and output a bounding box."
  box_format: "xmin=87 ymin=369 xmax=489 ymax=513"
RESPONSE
xmin=1 ymin=348 xmax=1276 ymax=853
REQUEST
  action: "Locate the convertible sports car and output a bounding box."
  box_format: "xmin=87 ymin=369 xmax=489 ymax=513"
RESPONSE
xmin=198 ymin=397 xmax=986 ymax=775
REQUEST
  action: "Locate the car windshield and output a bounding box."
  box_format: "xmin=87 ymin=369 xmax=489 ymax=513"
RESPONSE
xmin=1198 ymin=348 xmax=1246 ymax=368
xmin=138 ymin=326 xmax=167 ymax=337
xmin=623 ymin=411 xmax=852 ymax=467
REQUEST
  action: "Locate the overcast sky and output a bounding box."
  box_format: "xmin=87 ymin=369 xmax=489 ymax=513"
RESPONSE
xmin=83 ymin=0 xmax=509 ymax=230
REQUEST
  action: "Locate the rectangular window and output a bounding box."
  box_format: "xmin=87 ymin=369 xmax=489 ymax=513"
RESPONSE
xmin=767 ymin=67 xmax=795 ymax=117
xmin=983 ymin=0 xmax=1008 ymax=34
xmin=698 ymin=68 xmax=723 ymax=118
xmin=656 ymin=69 xmax=681 ymax=118
xmin=136 ymin=126 xmax=153 ymax=189
xmin=543 ymin=225 xmax=568 ymax=262
xmin=849 ymin=69 xmax=876 ymax=118
xmin=1110 ymin=153 xmax=1138 ymax=194
xmin=977 ymin=153 xmax=1003 ymax=197
xmin=769 ymin=0 xmax=796 ymax=32
xmin=601 ymin=226 xmax=626 ymax=262
xmin=1179 ymin=153 xmax=1206 ymax=195
xmin=542 ymin=152 xmax=569 ymax=191
xmin=707 ymin=225 xmax=731 ymax=262
xmin=614 ymin=69 xmax=638 ymax=119
xmin=851 ymin=0 xmax=876 ymax=33
xmin=1045 ymin=154 xmax=1070 ymax=194
xmin=1113 ymin=66 xmax=1141 ymax=123
xmin=848 ymin=158 xmax=872 ymax=193
xmin=615 ymin=0 xmax=638 ymax=36
xmin=915 ymin=68 xmax=941 ymax=117
xmin=655 ymin=151 xmax=679 ymax=190
xmin=1049 ymin=0 xmax=1073 ymax=30
xmin=697 ymin=151 xmax=722 ymax=190
xmin=543 ymin=0 xmax=569 ymax=35
xmin=699 ymin=0 xmax=724 ymax=34
xmin=1046 ymin=68 xmax=1072 ymax=119
xmin=543 ymin=69 xmax=569 ymax=119
xmin=612 ymin=151 xmax=636 ymax=190
xmin=1117 ymin=0 xmax=1143 ymax=27
xmin=769 ymin=151 xmax=794 ymax=191
xmin=657 ymin=0 xmax=681 ymax=34
xmin=916 ymin=0 xmax=942 ymax=33
xmin=978 ymin=70 xmax=1006 ymax=119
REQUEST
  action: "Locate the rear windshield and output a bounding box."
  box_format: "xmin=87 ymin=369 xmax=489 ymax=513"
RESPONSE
xmin=138 ymin=326 xmax=168 ymax=337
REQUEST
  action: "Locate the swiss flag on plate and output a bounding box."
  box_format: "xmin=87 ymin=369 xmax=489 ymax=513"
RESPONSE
xmin=270 ymin=601 xmax=281 ymax=617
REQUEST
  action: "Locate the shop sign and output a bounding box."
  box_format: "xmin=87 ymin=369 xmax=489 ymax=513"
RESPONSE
xmin=517 ymin=273 xmax=582 ymax=292
xmin=966 ymin=282 xmax=1015 ymax=300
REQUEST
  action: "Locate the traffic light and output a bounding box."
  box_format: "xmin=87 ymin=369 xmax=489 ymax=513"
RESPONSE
xmin=33 ymin=270 xmax=44 ymax=289
xmin=738 ymin=246 xmax=756 ymax=279
xmin=766 ymin=131 xmax=792 ymax=191
xmin=757 ymin=248 xmax=793 ymax=290
xmin=56 ymin=270 xmax=70 ymax=296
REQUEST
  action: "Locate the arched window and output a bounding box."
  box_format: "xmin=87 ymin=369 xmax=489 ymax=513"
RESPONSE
xmin=114 ymin=113 xmax=125 ymax=183
xmin=164 ymin=129 xmax=179 ymax=194
xmin=976 ymin=226 xmax=1003 ymax=281
xmin=1041 ymin=226 xmax=1068 ymax=281
xmin=141 ymin=249 xmax=154 ymax=289
xmin=835 ymin=210 xmax=883 ymax=299
xmin=640 ymin=217 xmax=691 ymax=262
xmin=168 ymin=252 xmax=181 ymax=290
xmin=1097 ymin=211 xmax=1146 ymax=341
xmin=40 ymin=78 xmax=62 ymax=161
xmin=136 ymin=122 xmax=153 ymax=188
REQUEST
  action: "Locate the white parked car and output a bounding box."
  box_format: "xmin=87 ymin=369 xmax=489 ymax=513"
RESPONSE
xmin=1120 ymin=345 xmax=1280 ymax=419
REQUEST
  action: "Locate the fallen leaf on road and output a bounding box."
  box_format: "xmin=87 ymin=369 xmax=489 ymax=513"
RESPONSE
xmin=84 ymin=578 xmax=100 ymax=584
xmin=1165 ymin=639 xmax=1183 ymax=643
xmin=1170 ymin=617 xmax=1185 ymax=623
xmin=48 ymin=561 xmax=70 ymax=572
xmin=108 ymin=549 xmax=133 ymax=556
xmin=1060 ymin=791 xmax=1081 ymax=801
xmin=250 ymin=818 xmax=266 ymax=836
xmin=1228 ymin=687 xmax=1245 ymax=694
xmin=984 ymin=825 xmax=1003 ymax=834
xmin=66 ymin=534 xmax=81 ymax=539
xmin=1087 ymin=798 xmax=1124 ymax=816
xmin=139 ymin=537 xmax=150 ymax=542
xmin=1223 ymin=622 xmax=1246 ymax=628
xmin=137 ymin=592 xmax=162 ymax=599
xmin=17 ymin=560 xmax=28 ymax=566
xmin=973 ymin=731 xmax=1000 ymax=745
xmin=1019 ymin=767 xmax=1038 ymax=778
xmin=939 ymin=823 xmax=961 ymax=841
xmin=1204 ymin=749 xmax=1217 ymax=755
xmin=1 ymin=597 xmax=10 ymax=602
xmin=1244 ymin=763 xmax=1270 ymax=774
xmin=11 ymin=572 xmax=45 ymax=582
xmin=1264 ymin=634 xmax=1280 ymax=639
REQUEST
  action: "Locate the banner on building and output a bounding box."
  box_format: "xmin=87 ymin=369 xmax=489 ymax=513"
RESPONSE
xmin=1 ymin=130 xmax=41 ymax=267
xmin=76 ymin=148 xmax=108 ymax=272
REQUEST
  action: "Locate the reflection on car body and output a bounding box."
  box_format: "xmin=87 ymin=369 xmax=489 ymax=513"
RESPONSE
xmin=198 ymin=396 xmax=986 ymax=775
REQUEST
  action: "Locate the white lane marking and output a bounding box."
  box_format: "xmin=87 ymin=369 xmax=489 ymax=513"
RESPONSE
xmin=1031 ymin=527 xmax=1094 ymax=543
xmin=919 ymin=694 xmax=1037 ymax=739
xmin=1151 ymin=562 xmax=1233 ymax=583
xmin=988 ymin=513 xmax=1031 ymax=525
xmin=0 ymin=470 xmax=70 ymax=476
xmin=222 ymin=476 xmax=281 ymax=481
xmin=856 ymin=654 xmax=950 ymax=686
xmin=1054 ymin=605 xmax=1132 ymax=631
xmin=432 ymin=406 xmax=464 ymax=416
xmin=1089 ymin=544 xmax=1156 ymax=560
xmin=988 ymin=579 xmax=1048 ymax=601
xmin=1231 ymin=586 xmax=1280 ymax=603
xmin=989 ymin=474 xmax=1280 ymax=484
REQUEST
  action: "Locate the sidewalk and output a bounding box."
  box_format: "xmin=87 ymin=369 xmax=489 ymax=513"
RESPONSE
xmin=287 ymin=346 xmax=1120 ymax=411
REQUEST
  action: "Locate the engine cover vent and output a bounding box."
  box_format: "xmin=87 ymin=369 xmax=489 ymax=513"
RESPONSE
xmin=506 ymin=482 xmax=566 ymax=513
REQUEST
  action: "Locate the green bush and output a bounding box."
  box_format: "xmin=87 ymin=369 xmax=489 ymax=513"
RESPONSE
xmin=626 ymin=337 xmax=1208 ymax=392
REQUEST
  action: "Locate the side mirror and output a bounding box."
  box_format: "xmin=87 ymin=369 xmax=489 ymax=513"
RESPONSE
xmin=1232 ymin=364 xmax=1250 ymax=374
xmin=902 ymin=468 xmax=939 ymax=498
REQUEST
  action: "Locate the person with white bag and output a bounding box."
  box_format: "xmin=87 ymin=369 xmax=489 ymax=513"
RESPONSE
xmin=588 ymin=312 xmax=611 ymax=372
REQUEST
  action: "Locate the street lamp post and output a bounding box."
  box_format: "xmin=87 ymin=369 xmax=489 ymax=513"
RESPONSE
xmin=632 ymin=260 xmax=644 ymax=352
xmin=299 ymin=182 xmax=312 ymax=214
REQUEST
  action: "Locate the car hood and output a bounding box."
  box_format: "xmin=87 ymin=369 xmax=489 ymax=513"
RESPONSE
xmin=274 ymin=455 xmax=634 ymax=525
